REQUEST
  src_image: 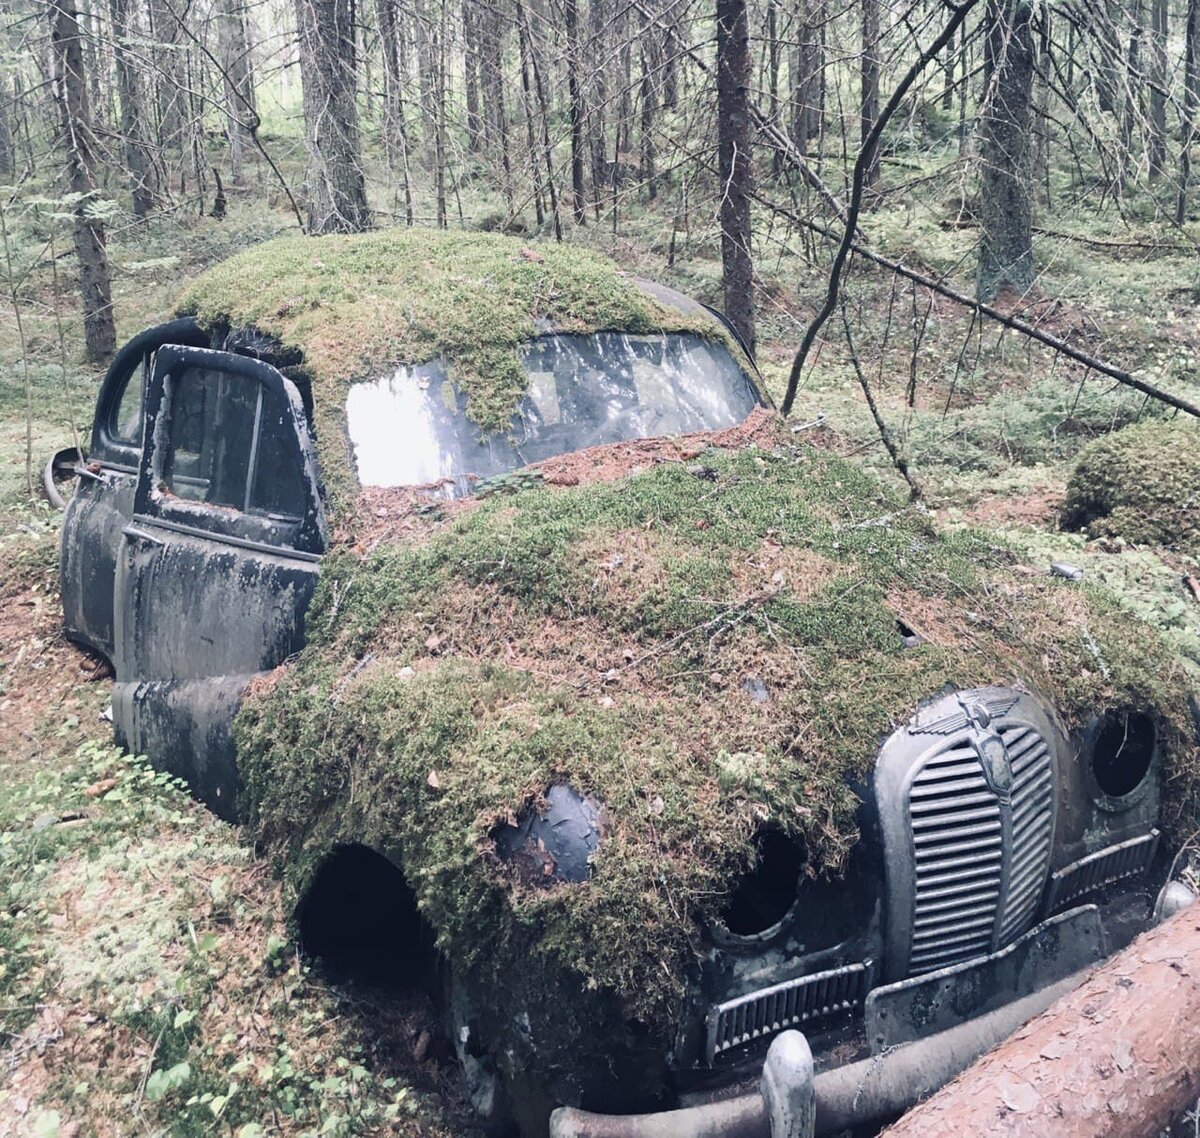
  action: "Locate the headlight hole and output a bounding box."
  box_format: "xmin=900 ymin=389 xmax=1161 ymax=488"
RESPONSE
xmin=1092 ymin=712 xmax=1156 ymax=799
xmin=721 ymin=829 xmax=804 ymax=937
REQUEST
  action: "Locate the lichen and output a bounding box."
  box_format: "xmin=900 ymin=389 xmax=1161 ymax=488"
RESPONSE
xmin=175 ymin=229 xmax=743 ymax=513
xmin=234 ymin=435 xmax=1199 ymax=1085
xmin=1063 ymin=419 xmax=1200 ymax=554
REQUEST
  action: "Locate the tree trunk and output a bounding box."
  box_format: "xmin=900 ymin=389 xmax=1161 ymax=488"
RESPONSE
xmin=517 ymin=18 xmax=545 ymax=227
xmin=880 ymin=908 xmax=1200 ymax=1138
xmin=1177 ymin=0 xmax=1200 ymax=222
xmin=294 ymin=0 xmax=371 ymax=233
xmin=148 ymin=0 xmax=184 ymax=149
xmin=587 ymin=0 xmax=608 ymax=216
xmin=565 ymin=0 xmax=587 ymax=222
xmin=790 ymin=0 xmax=824 ymax=152
xmin=108 ymin=0 xmax=157 ymax=216
xmin=50 ymin=0 xmax=115 ymax=362
xmin=377 ymin=0 xmax=414 ymax=221
xmin=479 ymin=2 xmax=514 ymax=210
xmin=1119 ymin=0 xmax=1144 ymax=188
xmin=462 ymin=0 xmax=483 ymax=152
xmin=218 ymin=0 xmax=257 ymax=186
xmin=1148 ymin=0 xmax=1167 ymax=180
xmin=861 ymin=0 xmax=881 ymax=190
xmin=639 ymin=22 xmax=658 ymax=201
xmin=716 ymin=0 xmax=754 ymax=354
xmin=0 ymin=74 xmax=12 ymax=179
xmin=977 ymin=0 xmax=1034 ymax=301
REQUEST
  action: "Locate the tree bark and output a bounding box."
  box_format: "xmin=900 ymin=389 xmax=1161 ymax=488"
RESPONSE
xmin=50 ymin=0 xmax=116 ymax=361
xmin=479 ymin=1 xmax=514 ymax=210
xmin=861 ymin=0 xmax=881 ymax=190
xmin=880 ymin=908 xmax=1200 ymax=1138
xmin=0 ymin=74 xmax=12 ymax=179
xmin=462 ymin=0 xmax=483 ymax=152
xmin=1178 ymin=0 xmax=1200 ymax=222
xmin=294 ymin=0 xmax=371 ymax=233
xmin=148 ymin=0 xmax=184 ymax=149
xmin=1147 ymin=0 xmax=1168 ymax=180
xmin=565 ymin=0 xmax=587 ymax=222
xmin=789 ymin=0 xmax=824 ymax=151
xmin=716 ymin=0 xmax=754 ymax=354
xmin=218 ymin=0 xmax=257 ymax=186
xmin=108 ymin=0 xmax=158 ymax=216
xmin=977 ymin=0 xmax=1035 ymax=301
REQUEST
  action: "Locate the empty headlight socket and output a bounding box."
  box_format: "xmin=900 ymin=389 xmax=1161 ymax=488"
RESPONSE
xmin=1087 ymin=710 xmax=1158 ymax=811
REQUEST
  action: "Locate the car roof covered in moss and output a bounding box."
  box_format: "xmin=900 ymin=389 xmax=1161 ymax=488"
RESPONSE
xmin=175 ymin=229 xmax=754 ymax=513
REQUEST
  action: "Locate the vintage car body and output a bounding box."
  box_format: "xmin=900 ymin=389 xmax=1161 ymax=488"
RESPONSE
xmin=60 ymin=230 xmax=1199 ymax=1138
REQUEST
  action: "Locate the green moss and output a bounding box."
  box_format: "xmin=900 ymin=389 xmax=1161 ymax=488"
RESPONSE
xmin=1063 ymin=419 xmax=1200 ymax=553
xmin=175 ymin=229 xmax=741 ymax=513
xmin=235 ymin=438 xmax=1198 ymax=1077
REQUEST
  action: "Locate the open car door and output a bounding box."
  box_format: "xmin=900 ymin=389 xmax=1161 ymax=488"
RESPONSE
xmin=112 ymin=344 xmax=326 ymax=818
xmin=61 ymin=318 xmax=210 ymax=659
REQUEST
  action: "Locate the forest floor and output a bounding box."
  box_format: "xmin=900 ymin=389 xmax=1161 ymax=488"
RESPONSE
xmin=1 ymin=151 xmax=1199 ymax=1136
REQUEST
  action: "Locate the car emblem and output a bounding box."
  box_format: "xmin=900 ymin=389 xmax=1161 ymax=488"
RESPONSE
xmin=976 ymin=733 xmax=1013 ymax=798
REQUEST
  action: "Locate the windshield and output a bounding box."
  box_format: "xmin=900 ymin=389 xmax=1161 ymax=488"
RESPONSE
xmin=346 ymin=332 xmax=760 ymax=492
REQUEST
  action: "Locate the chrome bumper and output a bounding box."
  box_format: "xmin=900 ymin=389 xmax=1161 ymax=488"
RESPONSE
xmin=551 ymin=905 xmax=1108 ymax=1137
xmin=549 ymin=972 xmax=1082 ymax=1138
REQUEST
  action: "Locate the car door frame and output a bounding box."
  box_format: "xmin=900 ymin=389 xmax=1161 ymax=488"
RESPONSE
xmin=135 ymin=343 xmax=327 ymax=555
xmin=112 ymin=344 xmax=327 ymax=817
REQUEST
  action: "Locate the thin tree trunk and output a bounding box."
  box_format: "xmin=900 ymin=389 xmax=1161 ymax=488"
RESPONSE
xmin=435 ymin=0 xmax=448 ymax=227
xmin=0 ymin=75 xmax=13 ymax=179
xmin=1119 ymin=0 xmax=1144 ymax=188
xmin=462 ymin=0 xmax=483 ymax=152
xmin=50 ymin=0 xmax=115 ymax=361
xmin=1177 ymin=0 xmax=1200 ymax=222
xmin=108 ymin=0 xmax=157 ymax=216
xmin=515 ymin=0 xmax=562 ymax=239
xmin=1148 ymin=0 xmax=1167 ymax=179
xmin=861 ymin=0 xmax=881 ymax=190
xmin=716 ymin=0 xmax=754 ymax=354
xmin=640 ymin=24 xmax=658 ymax=200
xmin=565 ymin=0 xmax=587 ymax=221
xmin=516 ymin=15 xmax=546 ymax=227
xmin=148 ymin=0 xmax=184 ymax=149
xmin=587 ymin=0 xmax=608 ymax=216
xmin=977 ymin=0 xmax=1035 ymax=301
xmin=480 ymin=2 xmax=514 ymax=211
xmin=294 ymin=0 xmax=371 ymax=233
xmin=218 ymin=0 xmax=257 ymax=186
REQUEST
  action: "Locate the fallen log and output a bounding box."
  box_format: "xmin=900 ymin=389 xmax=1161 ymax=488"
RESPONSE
xmin=879 ymin=906 xmax=1200 ymax=1138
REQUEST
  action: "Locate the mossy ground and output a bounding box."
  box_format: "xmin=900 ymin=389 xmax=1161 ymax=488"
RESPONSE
xmin=176 ymin=228 xmax=746 ymax=513
xmin=1063 ymin=419 xmax=1200 ymax=555
xmin=236 ymin=426 xmax=1199 ymax=1066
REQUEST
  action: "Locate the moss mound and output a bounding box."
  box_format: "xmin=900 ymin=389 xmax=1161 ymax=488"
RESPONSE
xmin=176 ymin=229 xmax=737 ymax=512
xmin=1063 ymin=419 xmax=1200 ymax=554
xmin=235 ymin=434 xmax=1198 ymax=1076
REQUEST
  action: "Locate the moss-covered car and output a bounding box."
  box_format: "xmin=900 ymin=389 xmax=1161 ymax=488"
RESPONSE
xmin=60 ymin=231 xmax=1199 ymax=1138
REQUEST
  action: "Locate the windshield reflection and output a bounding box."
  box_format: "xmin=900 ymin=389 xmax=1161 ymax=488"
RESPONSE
xmin=346 ymin=332 xmax=759 ymax=493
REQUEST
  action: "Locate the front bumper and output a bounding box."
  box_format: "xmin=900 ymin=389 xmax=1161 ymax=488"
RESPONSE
xmin=550 ymin=905 xmax=1106 ymax=1138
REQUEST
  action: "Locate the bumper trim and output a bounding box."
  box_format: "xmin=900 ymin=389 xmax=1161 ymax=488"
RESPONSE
xmin=548 ymin=970 xmax=1083 ymax=1138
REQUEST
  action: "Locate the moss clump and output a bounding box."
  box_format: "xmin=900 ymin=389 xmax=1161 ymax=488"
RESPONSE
xmin=235 ymin=435 xmax=1198 ymax=1088
xmin=1063 ymin=419 xmax=1200 ymax=554
xmin=175 ymin=229 xmax=740 ymax=512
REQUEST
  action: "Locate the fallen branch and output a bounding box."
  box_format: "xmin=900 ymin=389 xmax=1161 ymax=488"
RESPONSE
xmin=754 ymin=192 xmax=1200 ymax=422
xmin=880 ymin=906 xmax=1200 ymax=1138
xmin=781 ymin=0 xmax=982 ymax=416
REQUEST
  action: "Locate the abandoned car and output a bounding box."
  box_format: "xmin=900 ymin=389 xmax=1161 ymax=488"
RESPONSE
xmin=60 ymin=230 xmax=1199 ymax=1137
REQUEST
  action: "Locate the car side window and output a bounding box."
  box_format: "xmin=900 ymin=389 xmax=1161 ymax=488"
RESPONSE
xmin=163 ymin=366 xmax=306 ymax=520
xmin=111 ymin=358 xmax=146 ymax=443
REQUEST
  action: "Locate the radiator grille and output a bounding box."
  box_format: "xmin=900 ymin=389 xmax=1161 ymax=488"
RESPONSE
xmin=705 ymin=961 xmax=872 ymax=1063
xmin=900 ymin=696 xmax=1058 ymax=978
xmin=1045 ymin=830 xmax=1159 ymax=913
xmin=998 ymin=724 xmax=1056 ymax=942
xmin=909 ymin=740 xmax=1004 ymax=973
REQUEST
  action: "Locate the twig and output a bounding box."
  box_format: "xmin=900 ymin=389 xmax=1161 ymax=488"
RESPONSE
xmin=782 ymin=0 xmax=982 ymax=416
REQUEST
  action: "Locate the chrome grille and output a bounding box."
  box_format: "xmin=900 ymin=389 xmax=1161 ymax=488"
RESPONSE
xmin=998 ymin=723 xmax=1056 ymax=942
xmin=909 ymin=739 xmax=1004 ymax=973
xmin=1045 ymin=830 xmax=1159 ymax=913
xmin=878 ymin=688 xmax=1060 ymax=981
xmin=705 ymin=961 xmax=872 ymax=1063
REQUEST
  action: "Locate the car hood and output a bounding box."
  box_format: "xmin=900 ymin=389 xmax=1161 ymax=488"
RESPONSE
xmin=235 ymin=424 xmax=1198 ymax=1058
